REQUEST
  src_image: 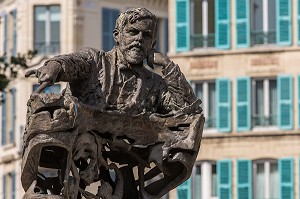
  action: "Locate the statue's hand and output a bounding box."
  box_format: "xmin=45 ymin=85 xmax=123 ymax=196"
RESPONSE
xmin=147 ymin=48 xmax=171 ymax=69
xmin=25 ymin=61 xmax=61 ymax=94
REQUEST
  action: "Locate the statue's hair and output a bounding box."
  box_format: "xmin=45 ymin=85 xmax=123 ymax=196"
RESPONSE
xmin=114 ymin=8 xmax=157 ymax=39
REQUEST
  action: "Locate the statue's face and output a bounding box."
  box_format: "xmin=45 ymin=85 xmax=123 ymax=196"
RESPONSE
xmin=115 ymin=19 xmax=156 ymax=65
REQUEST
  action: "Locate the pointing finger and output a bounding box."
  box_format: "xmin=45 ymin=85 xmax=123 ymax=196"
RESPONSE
xmin=25 ymin=69 xmax=37 ymax=78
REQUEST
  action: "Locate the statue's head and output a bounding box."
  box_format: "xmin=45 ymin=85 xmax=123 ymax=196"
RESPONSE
xmin=113 ymin=8 xmax=157 ymax=65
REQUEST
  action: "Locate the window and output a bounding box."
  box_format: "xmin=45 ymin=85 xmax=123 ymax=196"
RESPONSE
xmin=191 ymin=0 xmax=215 ymax=48
xmin=102 ymin=8 xmax=119 ymax=51
xmin=2 ymin=171 xmax=16 ymax=199
xmin=34 ymin=5 xmax=60 ymax=55
xmin=194 ymin=81 xmax=216 ymax=129
xmin=253 ymin=160 xmax=279 ymax=199
xmin=1 ymin=88 xmax=16 ymax=146
xmin=33 ymin=84 xmax=61 ymax=94
xmin=155 ymin=18 xmax=169 ymax=54
xmin=252 ymin=78 xmax=277 ymax=127
xmin=192 ymin=162 xmax=217 ymax=199
xmin=250 ymin=0 xmax=276 ymax=45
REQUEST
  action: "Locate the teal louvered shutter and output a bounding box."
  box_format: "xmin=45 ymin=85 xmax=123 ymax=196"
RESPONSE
xmin=12 ymin=10 xmax=17 ymax=56
xmin=11 ymin=172 xmax=15 ymax=199
xmin=215 ymin=0 xmax=230 ymax=49
xmin=236 ymin=77 xmax=251 ymax=131
xmin=1 ymin=92 xmax=6 ymax=145
xmin=278 ymin=75 xmax=293 ymax=129
xmin=217 ymin=78 xmax=231 ymax=132
xmin=236 ymin=0 xmax=250 ymax=48
xmin=176 ymin=0 xmax=190 ymax=52
xmin=277 ymin=0 xmax=292 ymax=45
xmin=217 ymin=160 xmax=232 ymax=199
xmin=10 ymin=88 xmax=16 ymax=143
xmin=279 ymin=158 xmax=294 ymax=199
xmin=3 ymin=14 xmax=7 ymax=54
xmin=237 ymin=160 xmax=252 ymax=199
xmin=177 ymin=178 xmax=191 ymax=199
xmin=102 ymin=8 xmax=119 ymax=51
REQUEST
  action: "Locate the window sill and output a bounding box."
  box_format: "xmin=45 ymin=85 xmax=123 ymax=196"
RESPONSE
xmin=2 ymin=142 xmax=16 ymax=150
xmin=252 ymin=126 xmax=279 ymax=132
xmin=203 ymin=128 xmax=218 ymax=134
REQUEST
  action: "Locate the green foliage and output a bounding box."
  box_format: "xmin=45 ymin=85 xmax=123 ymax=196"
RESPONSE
xmin=0 ymin=50 xmax=37 ymax=91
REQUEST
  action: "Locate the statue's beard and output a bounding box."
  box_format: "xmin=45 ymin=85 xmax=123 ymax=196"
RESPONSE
xmin=120 ymin=42 xmax=147 ymax=65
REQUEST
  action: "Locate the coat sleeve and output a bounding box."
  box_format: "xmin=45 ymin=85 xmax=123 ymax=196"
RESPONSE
xmin=159 ymin=61 xmax=202 ymax=114
xmin=44 ymin=47 xmax=103 ymax=82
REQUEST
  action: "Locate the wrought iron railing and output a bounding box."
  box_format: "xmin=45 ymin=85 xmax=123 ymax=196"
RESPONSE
xmin=252 ymin=114 xmax=277 ymax=127
xmin=251 ymin=30 xmax=276 ymax=46
xmin=191 ymin=33 xmax=215 ymax=48
xmin=34 ymin=41 xmax=60 ymax=55
xmin=205 ymin=117 xmax=216 ymax=128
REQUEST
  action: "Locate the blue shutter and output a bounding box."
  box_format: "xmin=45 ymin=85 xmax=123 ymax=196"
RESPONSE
xmin=11 ymin=172 xmax=16 ymax=199
xmin=176 ymin=178 xmax=191 ymax=199
xmin=215 ymin=0 xmax=230 ymax=49
xmin=12 ymin=10 xmax=17 ymax=56
xmin=10 ymin=88 xmax=16 ymax=143
xmin=176 ymin=0 xmax=190 ymax=52
xmin=236 ymin=77 xmax=251 ymax=131
xmin=278 ymin=75 xmax=293 ymax=130
xmin=236 ymin=0 xmax=250 ymax=48
xmin=279 ymin=158 xmax=294 ymax=199
xmin=1 ymin=92 xmax=6 ymax=146
xmin=237 ymin=160 xmax=252 ymax=199
xmin=277 ymin=0 xmax=292 ymax=45
xmin=102 ymin=8 xmax=119 ymax=51
xmin=217 ymin=160 xmax=232 ymax=199
xmin=3 ymin=14 xmax=7 ymax=55
xmin=2 ymin=175 xmax=6 ymax=199
xmin=217 ymin=78 xmax=231 ymax=132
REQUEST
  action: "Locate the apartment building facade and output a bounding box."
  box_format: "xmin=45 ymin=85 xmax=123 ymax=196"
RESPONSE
xmin=0 ymin=0 xmax=168 ymax=198
xmin=168 ymin=0 xmax=300 ymax=199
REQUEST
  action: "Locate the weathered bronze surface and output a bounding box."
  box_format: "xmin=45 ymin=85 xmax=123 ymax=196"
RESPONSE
xmin=22 ymin=8 xmax=204 ymax=199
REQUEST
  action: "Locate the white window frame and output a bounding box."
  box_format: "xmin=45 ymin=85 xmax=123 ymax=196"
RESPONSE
xmin=192 ymin=161 xmax=218 ymax=199
xmin=252 ymin=159 xmax=278 ymax=199
xmin=251 ymin=77 xmax=278 ymax=131
xmin=190 ymin=0 xmax=215 ymax=48
xmin=192 ymin=81 xmax=217 ymax=133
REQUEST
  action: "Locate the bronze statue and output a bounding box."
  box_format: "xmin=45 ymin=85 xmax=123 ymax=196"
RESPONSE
xmin=22 ymin=8 xmax=204 ymax=199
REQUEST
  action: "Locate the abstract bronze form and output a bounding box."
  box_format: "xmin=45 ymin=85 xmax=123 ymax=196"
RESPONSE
xmin=21 ymin=8 xmax=204 ymax=199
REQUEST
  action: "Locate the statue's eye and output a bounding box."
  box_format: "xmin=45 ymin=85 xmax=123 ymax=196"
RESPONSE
xmin=129 ymin=29 xmax=139 ymax=35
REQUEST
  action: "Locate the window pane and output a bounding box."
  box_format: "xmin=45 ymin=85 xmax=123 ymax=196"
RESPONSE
xmin=268 ymin=0 xmax=276 ymax=31
xmin=34 ymin=6 xmax=46 ymax=44
xmin=254 ymin=163 xmax=265 ymax=198
xmin=269 ymin=79 xmax=277 ymax=125
xmin=195 ymin=83 xmax=203 ymax=104
xmin=207 ymin=0 xmax=215 ymax=34
xmin=211 ymin=164 xmax=217 ymax=197
xmin=252 ymin=0 xmax=263 ymax=31
xmin=254 ymin=80 xmax=264 ymax=126
xmin=270 ymin=163 xmax=279 ymax=199
xmin=208 ymin=82 xmax=216 ymax=128
xmin=194 ymin=165 xmax=201 ymax=199
xmin=193 ymin=0 xmax=202 ymax=35
xmin=50 ymin=6 xmax=60 ymax=54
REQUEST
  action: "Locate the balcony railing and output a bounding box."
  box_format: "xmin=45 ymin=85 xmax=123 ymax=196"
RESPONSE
xmin=34 ymin=41 xmax=60 ymax=55
xmin=205 ymin=117 xmax=216 ymax=128
xmin=191 ymin=33 xmax=215 ymax=49
xmin=252 ymin=114 xmax=277 ymax=127
xmin=251 ymin=30 xmax=276 ymax=46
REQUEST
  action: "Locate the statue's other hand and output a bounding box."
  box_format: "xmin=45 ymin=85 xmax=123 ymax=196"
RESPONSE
xmin=25 ymin=61 xmax=61 ymax=94
xmin=147 ymin=48 xmax=171 ymax=69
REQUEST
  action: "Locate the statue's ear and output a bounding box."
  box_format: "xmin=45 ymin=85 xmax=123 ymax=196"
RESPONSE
xmin=113 ymin=29 xmax=120 ymax=45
